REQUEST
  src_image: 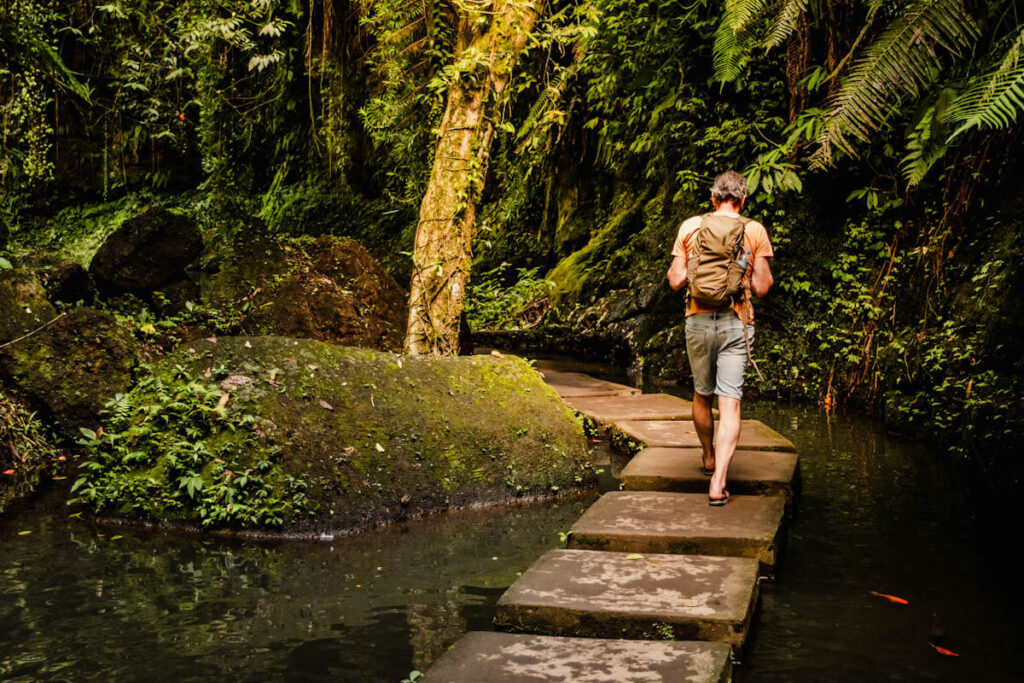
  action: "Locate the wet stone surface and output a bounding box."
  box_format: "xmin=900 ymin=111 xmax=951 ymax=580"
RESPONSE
xmin=568 ymin=491 xmax=786 ymax=567
xmin=539 ymin=370 xmax=641 ymax=398
xmin=620 ymin=447 xmax=799 ymax=501
xmin=424 ymin=631 xmax=732 ymax=682
xmin=494 ymin=549 xmax=759 ymax=646
xmin=612 ymin=420 xmax=796 ymax=452
xmin=563 ymin=393 xmax=696 ymax=423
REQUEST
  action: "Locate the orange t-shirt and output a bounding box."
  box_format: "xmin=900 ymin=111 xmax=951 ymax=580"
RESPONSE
xmin=671 ymin=211 xmax=774 ymax=323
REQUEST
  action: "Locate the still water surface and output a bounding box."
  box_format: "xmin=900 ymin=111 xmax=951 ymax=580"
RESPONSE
xmin=2 ymin=387 xmax=1022 ymax=681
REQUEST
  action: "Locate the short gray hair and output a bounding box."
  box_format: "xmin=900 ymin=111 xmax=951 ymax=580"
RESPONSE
xmin=710 ymin=170 xmax=748 ymax=204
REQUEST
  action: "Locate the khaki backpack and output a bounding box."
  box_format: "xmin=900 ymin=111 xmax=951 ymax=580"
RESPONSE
xmin=686 ymin=213 xmax=751 ymax=309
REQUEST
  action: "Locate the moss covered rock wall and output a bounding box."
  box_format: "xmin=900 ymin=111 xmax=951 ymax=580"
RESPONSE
xmin=70 ymin=336 xmax=593 ymax=533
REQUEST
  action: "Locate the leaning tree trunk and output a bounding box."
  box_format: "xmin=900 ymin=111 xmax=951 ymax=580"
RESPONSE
xmin=404 ymin=1 xmax=537 ymax=355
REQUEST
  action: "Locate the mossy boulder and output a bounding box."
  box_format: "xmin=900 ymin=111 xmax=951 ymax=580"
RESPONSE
xmin=0 ymin=270 xmax=58 ymax=344
xmin=70 ymin=336 xmax=593 ymax=532
xmin=0 ymin=307 xmax=138 ymax=432
xmin=89 ymin=207 xmax=202 ymax=292
xmin=207 ymin=235 xmax=407 ymax=351
xmin=20 ymin=254 xmax=96 ymax=304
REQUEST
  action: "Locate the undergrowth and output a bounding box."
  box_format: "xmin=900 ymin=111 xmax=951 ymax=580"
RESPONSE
xmin=69 ymin=366 xmax=316 ymax=528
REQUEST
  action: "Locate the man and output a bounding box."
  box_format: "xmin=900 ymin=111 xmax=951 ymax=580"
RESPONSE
xmin=666 ymin=170 xmax=774 ymax=505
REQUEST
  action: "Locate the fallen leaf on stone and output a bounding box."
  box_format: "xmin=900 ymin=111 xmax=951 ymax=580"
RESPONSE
xmin=625 ymin=553 xmax=645 ymax=560
xmin=319 ymin=400 xmax=334 ymax=411
xmin=375 ymin=443 xmax=385 ymax=452
xmin=218 ymin=392 xmax=230 ymax=409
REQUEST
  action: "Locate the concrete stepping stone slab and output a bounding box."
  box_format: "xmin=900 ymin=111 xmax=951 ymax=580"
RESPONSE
xmin=424 ymin=631 xmax=732 ymax=682
xmin=540 ymin=370 xmax=641 ymax=398
xmin=564 ymin=393 xmax=696 ymax=423
xmin=567 ymin=491 xmax=785 ymax=568
xmin=611 ymin=420 xmax=795 ymax=453
xmin=620 ymin=447 xmax=800 ymax=500
xmin=494 ymin=549 xmax=759 ymax=646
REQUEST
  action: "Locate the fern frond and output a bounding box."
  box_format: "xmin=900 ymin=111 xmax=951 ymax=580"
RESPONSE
xmin=944 ymin=28 xmax=1024 ymax=141
xmin=713 ymin=0 xmax=772 ymax=82
xmin=814 ymin=0 xmax=978 ymax=164
xmin=901 ymin=98 xmax=952 ymax=185
xmin=764 ymin=0 xmax=809 ymax=50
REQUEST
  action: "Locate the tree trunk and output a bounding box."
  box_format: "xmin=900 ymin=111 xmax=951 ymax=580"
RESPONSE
xmin=403 ymin=1 xmax=537 ymax=355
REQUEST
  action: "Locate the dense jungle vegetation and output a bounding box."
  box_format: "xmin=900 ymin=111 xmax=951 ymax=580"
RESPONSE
xmin=3 ymin=0 xmax=1024 ymax=489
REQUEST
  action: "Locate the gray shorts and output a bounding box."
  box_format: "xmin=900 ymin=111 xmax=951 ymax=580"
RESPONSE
xmin=685 ymin=312 xmax=753 ymax=400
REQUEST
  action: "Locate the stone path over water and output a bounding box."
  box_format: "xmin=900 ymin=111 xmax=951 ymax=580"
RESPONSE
xmin=425 ymin=370 xmax=801 ymax=682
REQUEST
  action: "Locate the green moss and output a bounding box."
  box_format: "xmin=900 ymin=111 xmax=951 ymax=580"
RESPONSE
xmin=70 ymin=336 xmax=593 ymax=531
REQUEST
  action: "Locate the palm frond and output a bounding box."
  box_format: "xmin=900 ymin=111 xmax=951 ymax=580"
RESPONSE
xmin=814 ymin=0 xmax=978 ymax=164
xmin=713 ymin=0 xmax=772 ymax=82
xmin=765 ymin=0 xmax=809 ymax=50
xmin=944 ymin=28 xmax=1024 ymax=141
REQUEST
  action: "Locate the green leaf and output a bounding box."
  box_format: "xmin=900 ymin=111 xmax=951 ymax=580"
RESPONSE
xmin=0 ymin=257 xmax=12 ymax=270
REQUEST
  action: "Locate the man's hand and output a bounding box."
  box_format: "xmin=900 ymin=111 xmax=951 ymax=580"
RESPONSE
xmin=750 ymin=256 xmax=774 ymax=297
xmin=667 ymin=256 xmax=687 ymax=291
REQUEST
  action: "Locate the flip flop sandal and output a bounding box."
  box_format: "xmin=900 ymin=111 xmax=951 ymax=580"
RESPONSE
xmin=708 ymin=491 xmax=730 ymax=506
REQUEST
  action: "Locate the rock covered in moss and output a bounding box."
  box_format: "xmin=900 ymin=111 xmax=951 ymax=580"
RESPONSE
xmin=0 ymin=270 xmax=58 ymax=344
xmin=89 ymin=207 xmax=202 ymax=291
xmin=72 ymin=336 xmax=593 ymax=532
xmin=0 ymin=307 xmax=138 ymax=432
xmin=207 ymin=235 xmax=407 ymax=351
xmin=20 ymin=254 xmax=96 ymax=304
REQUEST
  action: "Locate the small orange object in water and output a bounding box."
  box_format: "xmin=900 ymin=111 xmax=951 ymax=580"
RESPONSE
xmin=869 ymin=590 xmax=909 ymax=605
xmin=2 ymin=469 xmax=14 ymax=475
xmin=178 ymin=112 xmax=186 ymax=121
xmin=931 ymin=644 xmax=960 ymax=657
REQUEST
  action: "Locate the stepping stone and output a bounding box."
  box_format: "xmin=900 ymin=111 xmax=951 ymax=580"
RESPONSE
xmin=424 ymin=631 xmax=732 ymax=682
xmin=494 ymin=549 xmax=759 ymax=646
xmin=620 ymin=448 xmax=800 ymax=501
xmin=611 ymin=420 xmax=795 ymax=452
xmin=564 ymin=393 xmax=696 ymax=423
xmin=540 ymin=370 xmax=641 ymax=398
xmin=567 ymin=491 xmax=786 ymax=567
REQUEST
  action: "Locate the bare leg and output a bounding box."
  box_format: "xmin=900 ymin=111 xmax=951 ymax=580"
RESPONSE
xmin=692 ymin=392 xmax=716 ymax=471
xmin=709 ymin=396 xmax=741 ymax=499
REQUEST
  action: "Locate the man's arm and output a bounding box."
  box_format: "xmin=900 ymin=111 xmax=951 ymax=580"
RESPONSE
xmin=750 ymin=256 xmax=773 ymax=297
xmin=667 ymin=256 xmax=687 ymax=291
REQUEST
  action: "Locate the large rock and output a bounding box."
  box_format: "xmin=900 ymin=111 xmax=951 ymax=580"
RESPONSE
xmin=0 ymin=307 xmax=138 ymax=432
xmin=89 ymin=207 xmax=202 ymax=291
xmin=69 ymin=336 xmax=593 ymax=532
xmin=21 ymin=255 xmax=96 ymax=304
xmin=207 ymin=235 xmax=407 ymax=351
xmin=0 ymin=270 xmax=58 ymax=343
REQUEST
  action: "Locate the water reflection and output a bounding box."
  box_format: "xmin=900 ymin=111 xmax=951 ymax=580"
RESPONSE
xmin=0 ymin=497 xmax=592 ymax=682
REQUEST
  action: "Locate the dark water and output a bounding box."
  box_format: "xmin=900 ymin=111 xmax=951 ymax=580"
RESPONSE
xmin=3 ymin=389 xmax=1023 ymax=681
